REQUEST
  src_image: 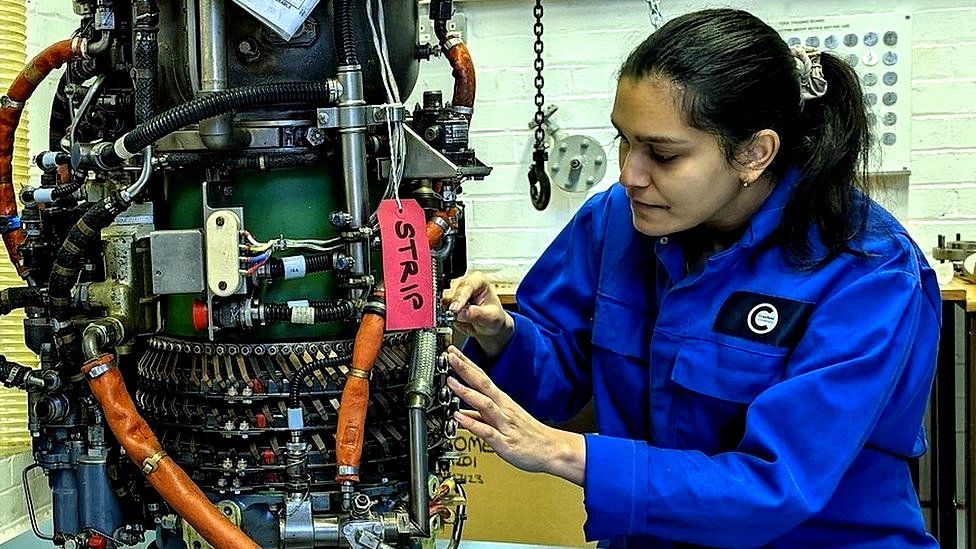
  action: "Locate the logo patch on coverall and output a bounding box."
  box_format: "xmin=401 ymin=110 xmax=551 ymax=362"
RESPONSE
xmin=714 ymin=291 xmax=814 ymax=347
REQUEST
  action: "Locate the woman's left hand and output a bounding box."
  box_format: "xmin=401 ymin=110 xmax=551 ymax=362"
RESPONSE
xmin=445 ymin=346 xmax=586 ymax=486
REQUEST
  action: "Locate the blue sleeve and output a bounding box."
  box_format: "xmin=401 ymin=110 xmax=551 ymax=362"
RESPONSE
xmin=462 ymin=194 xmax=606 ymax=422
xmin=583 ymin=268 xmax=938 ymax=547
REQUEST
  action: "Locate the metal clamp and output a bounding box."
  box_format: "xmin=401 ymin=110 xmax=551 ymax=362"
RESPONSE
xmin=337 ymin=465 xmax=359 ymax=477
xmin=0 ymin=95 xmax=25 ymax=111
xmin=141 ymin=450 xmax=168 ymax=474
xmin=85 ymin=363 xmax=114 ymax=379
xmin=346 ymin=368 xmax=370 ymax=380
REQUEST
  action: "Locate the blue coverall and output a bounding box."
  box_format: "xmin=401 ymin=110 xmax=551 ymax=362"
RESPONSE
xmin=464 ymin=170 xmax=941 ymax=548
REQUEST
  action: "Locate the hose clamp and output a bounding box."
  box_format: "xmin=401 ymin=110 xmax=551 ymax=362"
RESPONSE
xmin=346 ymin=368 xmax=370 ymax=380
xmin=141 ymin=450 xmax=168 ymax=474
xmin=0 ymin=96 xmax=25 ymax=111
xmin=441 ymin=35 xmax=464 ymax=51
xmin=452 ymin=105 xmax=474 ymax=117
xmin=337 ymin=465 xmax=359 ymax=477
xmin=85 ymin=363 xmax=113 ymax=379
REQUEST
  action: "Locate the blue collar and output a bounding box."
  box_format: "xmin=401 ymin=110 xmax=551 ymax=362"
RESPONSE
xmin=735 ymin=167 xmax=802 ymax=251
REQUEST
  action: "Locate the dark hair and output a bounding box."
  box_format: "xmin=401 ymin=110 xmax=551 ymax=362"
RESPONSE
xmin=619 ymin=9 xmax=872 ymax=268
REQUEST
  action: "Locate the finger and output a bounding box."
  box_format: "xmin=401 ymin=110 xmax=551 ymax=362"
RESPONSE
xmin=458 ymin=409 xmax=484 ymax=422
xmin=448 ymin=279 xmax=476 ymax=313
xmin=447 ymin=351 xmax=499 ymax=401
xmin=447 ymin=376 xmax=505 ymax=426
xmin=454 ymin=410 xmax=498 ymax=444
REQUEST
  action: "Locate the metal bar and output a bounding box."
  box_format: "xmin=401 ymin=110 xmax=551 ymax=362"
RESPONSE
xmin=966 ymin=309 xmax=975 ymax=548
xmin=935 ymin=300 xmax=959 ymax=548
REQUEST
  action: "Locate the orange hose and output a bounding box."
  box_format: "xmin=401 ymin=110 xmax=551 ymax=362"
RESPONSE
xmin=443 ymin=41 xmax=475 ymax=118
xmin=82 ymin=354 xmax=260 ymax=549
xmin=1 ymin=39 xmax=84 ymax=275
xmin=335 ymin=309 xmax=386 ymax=484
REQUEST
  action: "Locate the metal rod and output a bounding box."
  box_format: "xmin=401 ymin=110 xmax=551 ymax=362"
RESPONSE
xmin=197 ymin=0 xmax=236 ymax=149
xmin=408 ymin=406 xmax=430 ymax=536
xmin=337 ymin=66 xmax=370 ymax=288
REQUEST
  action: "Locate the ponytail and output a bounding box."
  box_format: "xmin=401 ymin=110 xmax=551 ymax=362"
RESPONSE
xmin=782 ymin=52 xmax=872 ymax=266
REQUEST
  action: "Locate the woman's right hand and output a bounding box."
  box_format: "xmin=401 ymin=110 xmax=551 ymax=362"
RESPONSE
xmin=443 ymin=272 xmax=515 ymax=357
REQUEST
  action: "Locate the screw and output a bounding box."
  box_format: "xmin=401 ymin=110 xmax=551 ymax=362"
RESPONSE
xmin=218 ymin=281 xmax=228 ymax=291
xmin=216 ymin=216 xmax=225 ymax=227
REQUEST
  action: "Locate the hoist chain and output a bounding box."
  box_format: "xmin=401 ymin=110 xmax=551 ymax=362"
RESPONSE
xmin=532 ymin=0 xmax=546 ymax=150
xmin=527 ymin=0 xmax=551 ymax=211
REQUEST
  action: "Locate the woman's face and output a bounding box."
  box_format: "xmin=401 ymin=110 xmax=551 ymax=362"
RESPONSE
xmin=611 ymin=75 xmax=764 ymax=237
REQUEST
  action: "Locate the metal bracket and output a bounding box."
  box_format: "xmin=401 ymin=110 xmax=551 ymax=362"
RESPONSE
xmin=316 ymin=105 xmax=406 ymax=129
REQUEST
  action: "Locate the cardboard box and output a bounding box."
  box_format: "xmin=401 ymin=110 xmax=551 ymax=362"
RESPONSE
xmin=440 ymin=430 xmax=595 ymax=548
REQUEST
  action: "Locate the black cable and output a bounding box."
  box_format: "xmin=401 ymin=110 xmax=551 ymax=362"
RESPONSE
xmin=100 ymin=82 xmax=339 ymax=168
xmin=263 ymin=299 xmax=355 ymax=324
xmin=288 ymin=354 xmax=353 ymax=409
xmin=333 ymin=0 xmax=359 ymax=66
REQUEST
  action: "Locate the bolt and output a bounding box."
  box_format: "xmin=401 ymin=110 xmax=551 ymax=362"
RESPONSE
xmin=239 ymin=420 xmax=249 ymax=430
xmin=333 ymin=254 xmax=355 ymax=272
xmin=216 ymin=216 xmax=225 ymax=227
xmin=222 ymin=458 xmax=233 ymax=470
xmin=224 ymin=420 xmax=235 ymax=431
xmin=317 ymin=111 xmax=330 ymax=125
xmin=570 ymin=158 xmax=583 ymax=170
xmin=218 ymin=281 xmax=228 ymax=291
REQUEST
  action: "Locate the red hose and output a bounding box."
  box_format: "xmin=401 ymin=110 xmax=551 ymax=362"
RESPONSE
xmin=82 ymin=354 xmax=260 ymax=549
xmin=442 ymin=40 xmax=476 ymax=118
xmin=1 ymin=39 xmax=85 ymax=275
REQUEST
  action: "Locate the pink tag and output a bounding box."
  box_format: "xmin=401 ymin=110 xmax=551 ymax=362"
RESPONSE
xmin=377 ymin=199 xmax=435 ymax=330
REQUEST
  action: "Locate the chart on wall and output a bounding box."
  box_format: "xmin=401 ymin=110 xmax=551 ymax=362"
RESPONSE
xmin=773 ymin=13 xmax=912 ymax=175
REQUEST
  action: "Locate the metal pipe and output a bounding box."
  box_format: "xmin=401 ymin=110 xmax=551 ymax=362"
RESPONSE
xmin=406 ymin=328 xmax=437 ymax=536
xmin=337 ymin=66 xmax=370 ymax=285
xmin=125 ymin=145 xmax=153 ymax=198
xmin=81 ymin=317 xmax=124 ymax=360
xmin=197 ymin=0 xmax=239 ymax=149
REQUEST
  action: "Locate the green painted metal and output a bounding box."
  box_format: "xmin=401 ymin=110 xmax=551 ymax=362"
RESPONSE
xmin=159 ymin=163 xmax=376 ymax=340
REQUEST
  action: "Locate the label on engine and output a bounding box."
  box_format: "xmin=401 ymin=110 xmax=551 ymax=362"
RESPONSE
xmin=377 ymin=199 xmax=434 ymax=331
xmin=230 ymin=0 xmax=320 ymax=40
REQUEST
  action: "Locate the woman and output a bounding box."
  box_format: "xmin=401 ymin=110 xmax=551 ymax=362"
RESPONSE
xmin=443 ymin=8 xmax=940 ymax=549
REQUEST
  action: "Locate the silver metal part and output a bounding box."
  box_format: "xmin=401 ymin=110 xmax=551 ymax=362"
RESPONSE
xmin=548 ymin=134 xmax=606 ymax=193
xmin=337 ymin=66 xmax=370 ymax=288
xmin=198 ymin=0 xmax=239 ymax=149
xmin=155 ymin=119 xmax=312 ymax=152
xmin=204 ymin=210 xmax=242 ymax=297
xmin=150 ymin=230 xmax=205 ymax=295
xmin=402 ymin=125 xmax=461 ymax=180
xmin=315 ymin=105 xmax=405 ymax=130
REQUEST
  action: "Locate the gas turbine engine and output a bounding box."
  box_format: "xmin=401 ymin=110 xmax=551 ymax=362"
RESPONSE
xmin=0 ymin=0 xmax=487 ymax=547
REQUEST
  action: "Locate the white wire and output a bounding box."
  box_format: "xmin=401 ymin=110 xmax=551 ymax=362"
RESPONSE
xmin=366 ymin=0 xmax=406 ymax=212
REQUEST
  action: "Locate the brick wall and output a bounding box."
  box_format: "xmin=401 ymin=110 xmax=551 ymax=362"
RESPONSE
xmin=406 ymin=0 xmax=976 ymax=281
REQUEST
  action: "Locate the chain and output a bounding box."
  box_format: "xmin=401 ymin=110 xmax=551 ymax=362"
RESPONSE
xmin=532 ymin=0 xmax=546 ymax=151
xmin=646 ymin=0 xmax=664 ymax=30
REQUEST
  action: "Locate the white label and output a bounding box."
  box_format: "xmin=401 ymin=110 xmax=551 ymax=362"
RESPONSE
xmin=230 ymin=0 xmax=320 ymax=40
xmin=291 ymin=306 xmax=316 ymax=325
xmin=281 ymin=255 xmax=307 ymax=280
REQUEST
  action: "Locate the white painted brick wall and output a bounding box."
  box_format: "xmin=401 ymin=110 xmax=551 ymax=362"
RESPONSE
xmin=406 ymin=0 xmax=976 ymax=280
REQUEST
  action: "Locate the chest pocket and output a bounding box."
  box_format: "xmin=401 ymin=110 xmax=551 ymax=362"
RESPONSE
xmin=668 ymin=338 xmax=788 ymax=451
xmin=591 ymin=294 xmax=651 ymax=359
